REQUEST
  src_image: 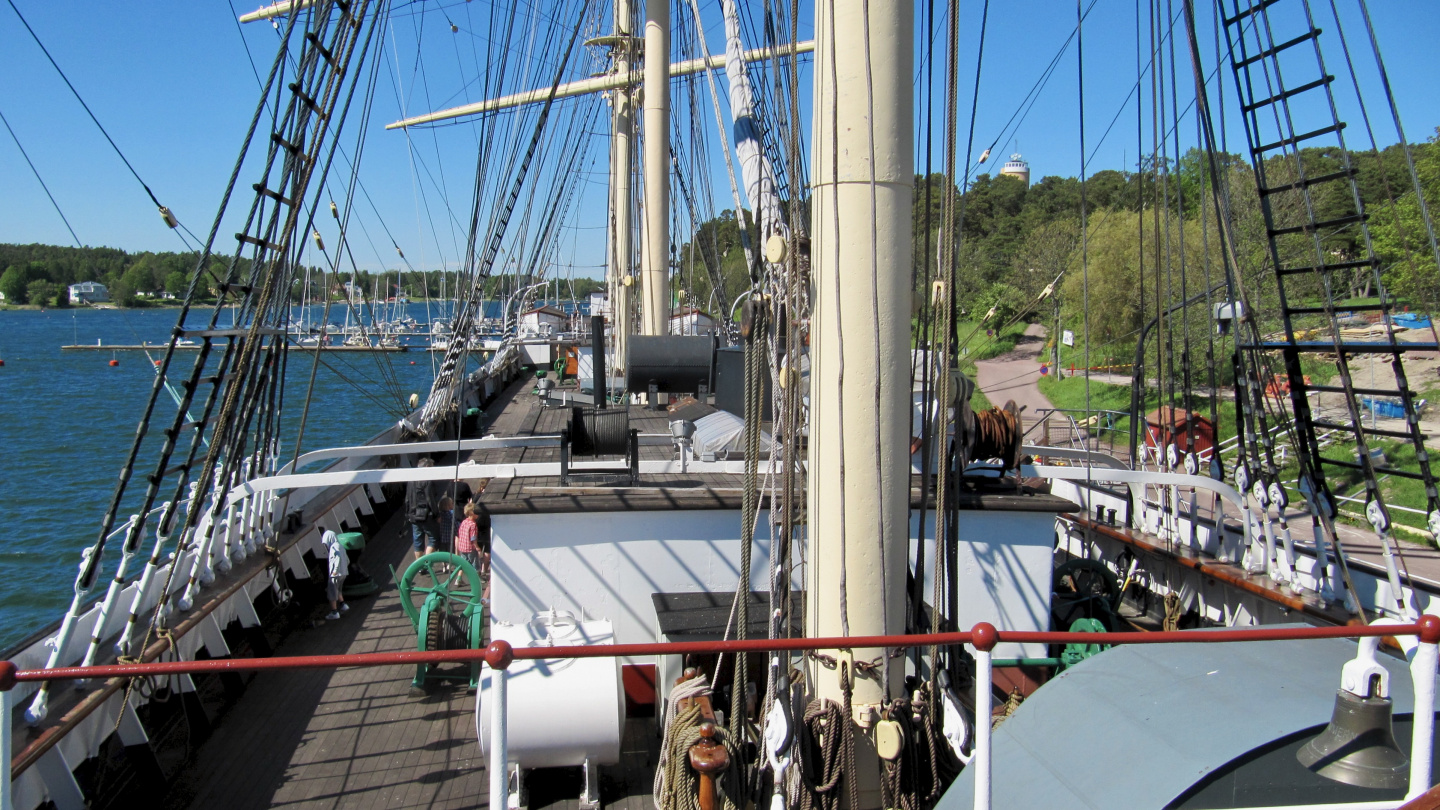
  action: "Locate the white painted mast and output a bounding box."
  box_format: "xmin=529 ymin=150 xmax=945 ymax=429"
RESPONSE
xmin=610 ymin=0 xmax=637 ymax=372
xmin=806 ymin=0 xmax=913 ymax=806
xmin=640 ymin=0 xmax=671 ymax=336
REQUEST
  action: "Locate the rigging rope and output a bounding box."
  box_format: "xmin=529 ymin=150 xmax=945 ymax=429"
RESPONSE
xmin=0 ymin=106 xmax=82 ymax=247
xmin=4 ymin=0 xmax=200 ymax=248
xmin=415 ymin=0 xmax=593 ymax=436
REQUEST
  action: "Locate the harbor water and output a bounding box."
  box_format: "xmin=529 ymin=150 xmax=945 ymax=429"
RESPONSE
xmin=0 ymin=305 xmax=478 ymax=651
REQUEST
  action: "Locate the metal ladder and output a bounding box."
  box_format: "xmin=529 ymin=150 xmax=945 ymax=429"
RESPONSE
xmin=1218 ymin=0 xmax=1439 ymax=552
xmin=94 ymin=0 xmax=380 ymax=652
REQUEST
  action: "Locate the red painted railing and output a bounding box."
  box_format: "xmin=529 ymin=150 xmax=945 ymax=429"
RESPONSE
xmin=2 ymin=617 xmax=1436 ymax=687
xmin=4 ymin=616 xmax=1439 ymax=810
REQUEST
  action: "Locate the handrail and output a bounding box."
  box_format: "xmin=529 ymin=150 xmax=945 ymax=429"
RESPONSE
xmin=3 ymin=618 xmax=1437 ymax=810
xmin=1019 ymin=444 xmax=1129 ymax=470
xmin=2 ymin=620 xmax=1430 ymax=685
xmin=275 ymin=435 xmax=564 ymax=475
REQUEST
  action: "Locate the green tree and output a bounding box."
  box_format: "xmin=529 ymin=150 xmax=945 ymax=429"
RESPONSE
xmin=26 ymin=279 xmax=54 ymax=307
xmin=114 ymin=263 xmax=154 ymax=306
xmin=676 ymin=208 xmax=756 ymax=317
xmin=165 ymin=270 xmax=188 ymax=296
xmin=1370 ymin=129 xmax=1440 ymax=309
xmin=973 ymin=282 xmax=1027 ymax=329
xmin=0 ymin=266 xmax=26 ymax=304
xmin=1063 ymin=211 xmax=1148 ymax=344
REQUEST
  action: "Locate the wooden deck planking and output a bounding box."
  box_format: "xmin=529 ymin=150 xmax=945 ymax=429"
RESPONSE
xmin=172 ymin=512 xmax=486 ymax=810
xmin=170 ymin=504 xmax=660 ymax=810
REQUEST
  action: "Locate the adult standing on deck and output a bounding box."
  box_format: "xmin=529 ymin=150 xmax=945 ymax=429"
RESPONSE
xmin=432 ymin=496 xmax=455 ymax=556
xmin=406 ymin=458 xmax=442 ymax=563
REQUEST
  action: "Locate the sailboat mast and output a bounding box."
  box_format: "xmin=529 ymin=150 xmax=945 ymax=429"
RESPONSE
xmin=806 ymin=2 xmax=912 ymax=802
xmin=640 ymin=0 xmax=670 ymax=336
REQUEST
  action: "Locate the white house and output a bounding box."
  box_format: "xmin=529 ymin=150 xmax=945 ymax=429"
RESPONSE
xmin=518 ymin=305 xmax=566 ymax=336
xmin=68 ymin=281 xmax=109 ymax=304
xmin=669 ymin=306 xmax=718 ymax=336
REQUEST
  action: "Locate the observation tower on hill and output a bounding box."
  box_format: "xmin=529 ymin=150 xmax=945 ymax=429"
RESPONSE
xmin=1001 ymin=152 xmax=1030 ymax=186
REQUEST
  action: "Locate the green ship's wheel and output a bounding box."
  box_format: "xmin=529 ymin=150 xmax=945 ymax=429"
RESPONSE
xmin=397 ymin=552 xmax=482 ymax=627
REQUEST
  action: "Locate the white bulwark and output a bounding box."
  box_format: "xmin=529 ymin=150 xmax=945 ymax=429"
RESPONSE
xmin=68 ymin=281 xmax=109 ymax=304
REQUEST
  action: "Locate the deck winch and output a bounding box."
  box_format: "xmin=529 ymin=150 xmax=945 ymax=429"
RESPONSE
xmin=560 ymin=405 xmax=638 ymax=486
xmin=394 ymin=552 xmax=485 ymax=690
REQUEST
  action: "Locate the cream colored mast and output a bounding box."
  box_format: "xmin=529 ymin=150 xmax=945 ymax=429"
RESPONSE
xmin=806 ymin=0 xmax=913 ymax=806
xmin=610 ymin=0 xmax=636 ymax=372
xmin=640 ymin=0 xmax=671 ymax=336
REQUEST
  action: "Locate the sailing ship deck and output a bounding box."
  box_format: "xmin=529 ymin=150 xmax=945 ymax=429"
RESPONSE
xmin=464 ymin=376 xmax=1077 ymax=514
xmin=166 ymin=509 xmax=660 ymax=810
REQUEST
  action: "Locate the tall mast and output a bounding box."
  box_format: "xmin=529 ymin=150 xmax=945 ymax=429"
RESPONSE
xmin=806 ymin=1 xmax=913 ymax=806
xmin=640 ymin=0 xmax=670 ymax=335
xmin=610 ymin=0 xmax=636 ymax=371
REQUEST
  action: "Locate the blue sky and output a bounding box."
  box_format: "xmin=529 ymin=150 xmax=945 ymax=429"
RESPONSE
xmin=1 ymin=0 xmax=1436 ymax=280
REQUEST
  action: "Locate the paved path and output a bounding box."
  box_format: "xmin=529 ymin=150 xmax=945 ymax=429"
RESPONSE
xmin=972 ymin=323 xmax=1054 ymax=418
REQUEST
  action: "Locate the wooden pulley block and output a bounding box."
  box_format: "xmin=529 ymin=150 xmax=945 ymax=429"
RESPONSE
xmin=740 ymin=297 xmax=765 ymax=339
xmin=875 ymin=718 xmax=904 ymax=761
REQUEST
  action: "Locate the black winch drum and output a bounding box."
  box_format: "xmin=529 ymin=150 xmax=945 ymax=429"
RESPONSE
xmin=568 ymin=406 xmax=630 ymax=456
xmin=625 ymin=335 xmax=715 ymax=395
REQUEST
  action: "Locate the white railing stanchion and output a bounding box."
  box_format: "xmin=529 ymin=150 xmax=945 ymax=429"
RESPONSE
xmin=972 ymin=623 xmax=997 ymax=810
xmin=2 ymin=672 xmax=12 ymax=810
xmin=486 ymin=641 xmax=514 ymax=810
xmin=1408 ymin=616 xmax=1440 ymax=799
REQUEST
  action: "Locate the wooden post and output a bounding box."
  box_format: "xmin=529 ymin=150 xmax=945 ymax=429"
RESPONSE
xmin=688 ymin=722 xmax=729 ymax=810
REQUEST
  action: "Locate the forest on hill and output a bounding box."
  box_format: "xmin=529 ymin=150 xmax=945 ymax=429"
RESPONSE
xmin=0 ymin=242 xmax=604 ymax=308
xmin=678 ymin=129 xmax=1440 ymax=372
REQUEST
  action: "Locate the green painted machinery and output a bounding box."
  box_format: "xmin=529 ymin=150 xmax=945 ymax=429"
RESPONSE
xmin=394 ymin=552 xmax=485 ymax=691
xmin=336 ymin=532 xmax=380 ymax=597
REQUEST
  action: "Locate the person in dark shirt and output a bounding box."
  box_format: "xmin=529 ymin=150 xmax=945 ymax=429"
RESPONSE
xmin=405 ymin=458 xmax=442 ymax=563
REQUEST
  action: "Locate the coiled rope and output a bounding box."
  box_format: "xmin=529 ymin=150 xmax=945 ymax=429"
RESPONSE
xmin=970 ymin=406 xmax=1021 ymax=468
xmin=798 ymin=662 xmax=858 ymax=810
xmin=655 ymin=675 xmax=740 ymax=810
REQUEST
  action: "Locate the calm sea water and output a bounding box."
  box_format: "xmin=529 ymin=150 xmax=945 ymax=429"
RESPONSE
xmin=0 ymin=305 xmax=469 ymax=651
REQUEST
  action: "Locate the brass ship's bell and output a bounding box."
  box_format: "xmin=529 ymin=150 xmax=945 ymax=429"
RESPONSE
xmin=1297 ymin=687 xmax=1409 ymax=790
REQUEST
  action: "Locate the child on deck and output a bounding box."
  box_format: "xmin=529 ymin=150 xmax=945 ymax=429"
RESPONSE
xmin=455 ymin=501 xmax=491 ymax=603
xmin=321 ymin=525 xmax=350 ymax=620
xmin=429 ymin=496 xmax=455 ymax=556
